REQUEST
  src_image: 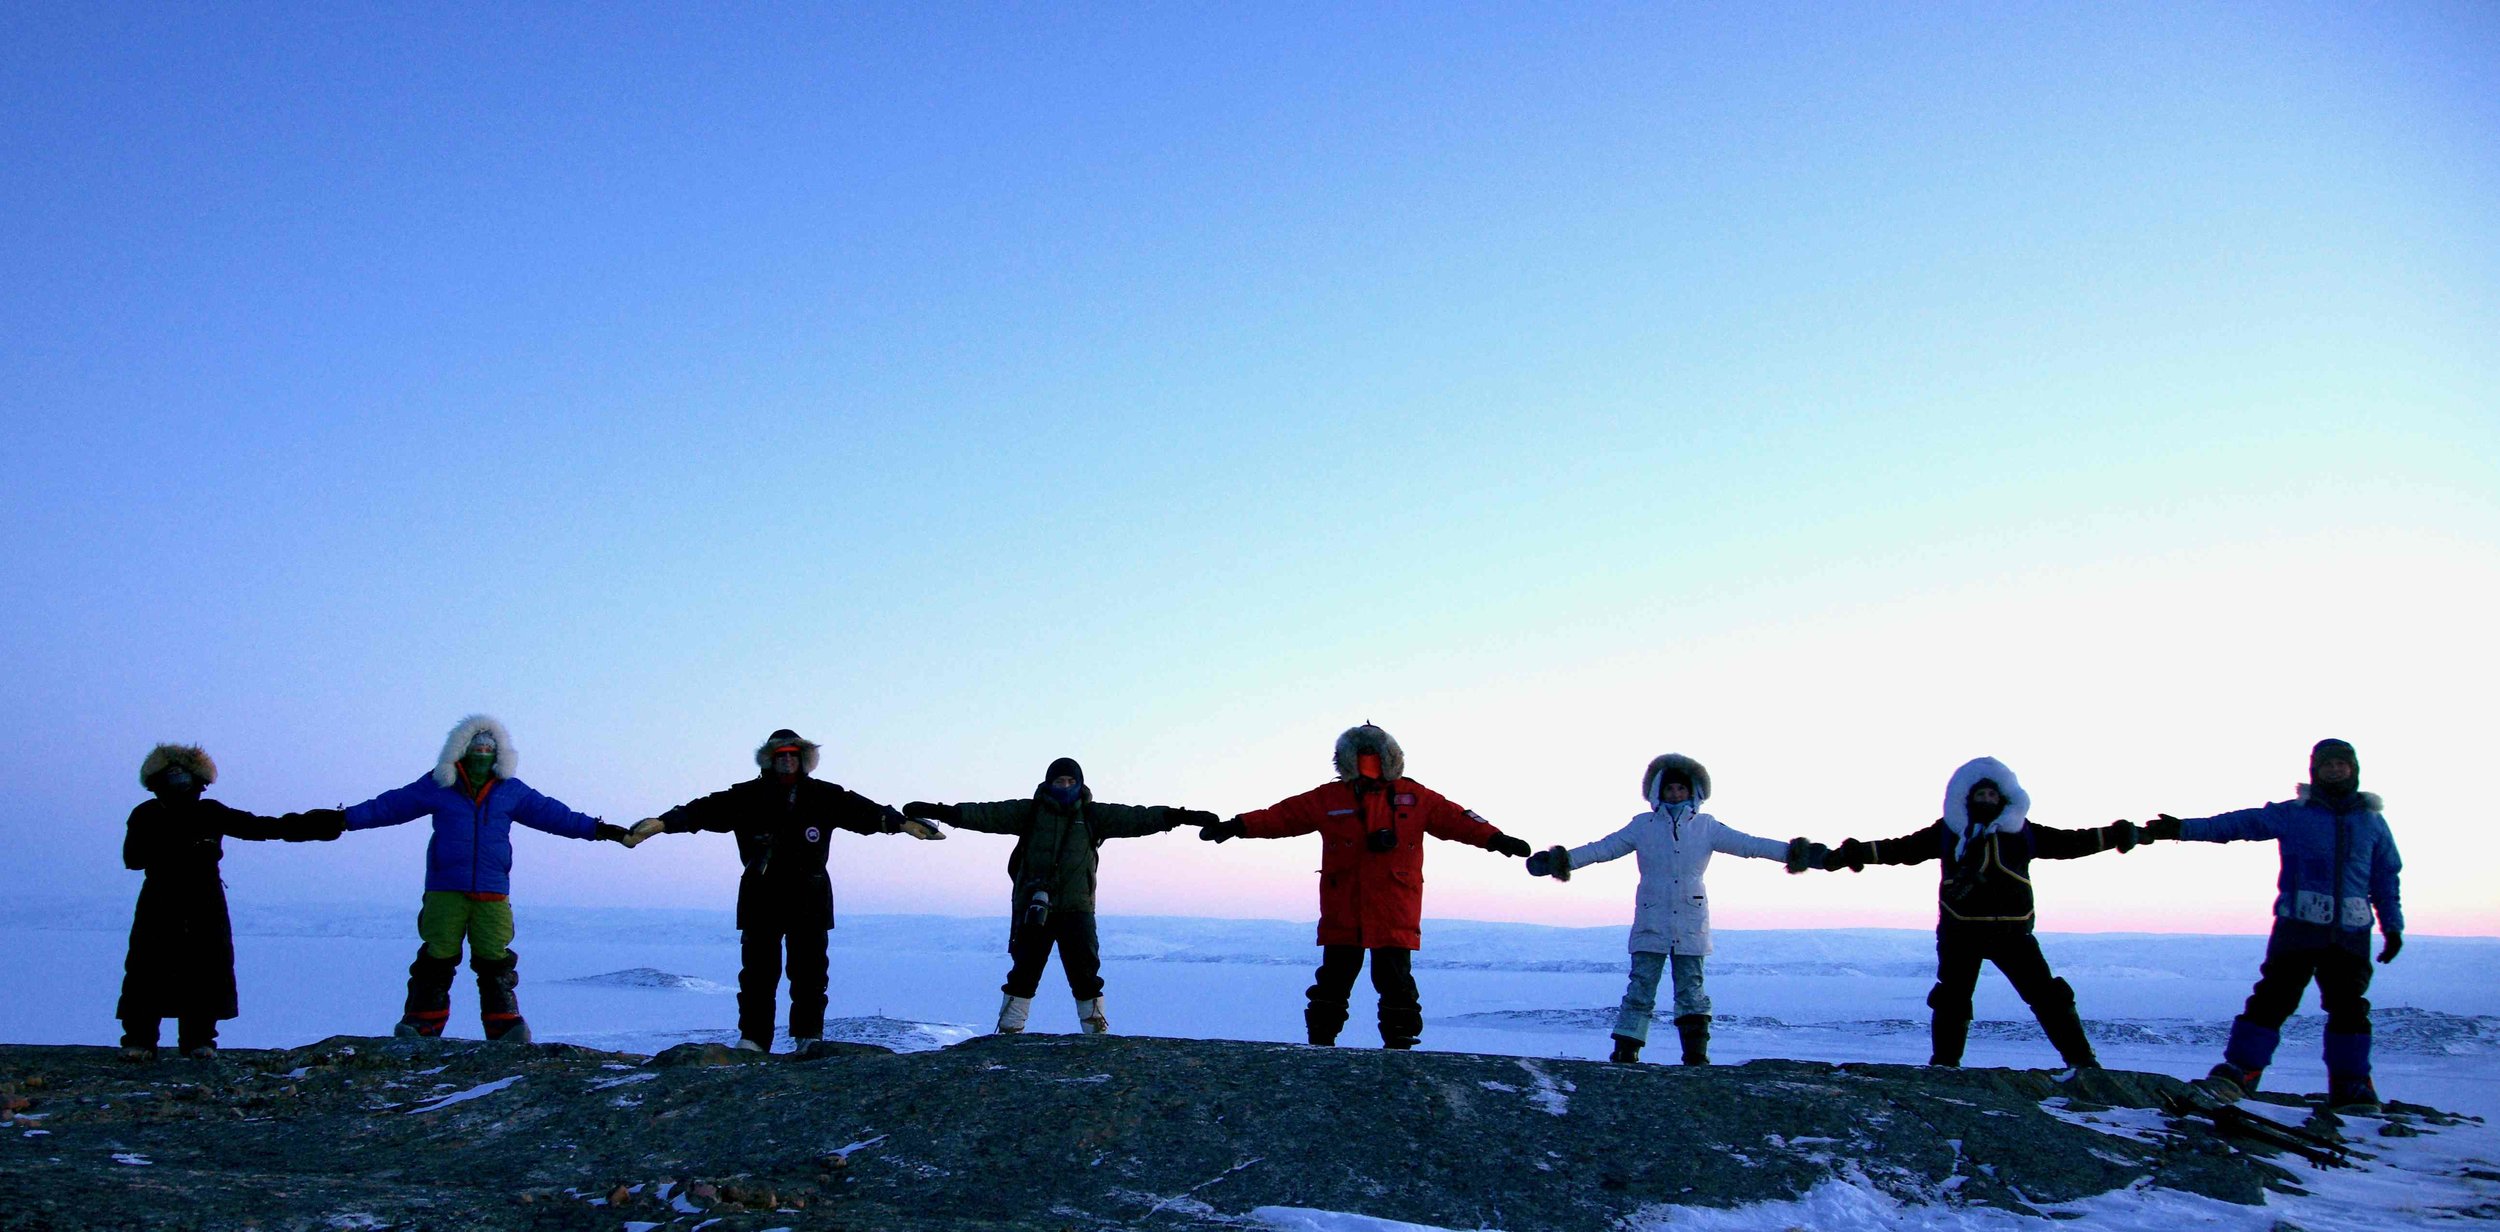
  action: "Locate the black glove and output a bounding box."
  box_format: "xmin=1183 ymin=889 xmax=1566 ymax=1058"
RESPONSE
xmin=1525 ymin=851 xmax=1551 ymax=877
xmin=2104 ymin=819 xmax=2139 ymax=853
xmin=1200 ymin=818 xmax=1246 ymax=843
xmin=2379 ymin=931 xmax=2402 ymax=965
xmin=1833 ymin=838 xmax=1869 ymax=872
xmin=903 ymin=801 xmax=961 ymax=824
xmin=1785 ymin=837 xmax=1818 ymax=874
xmin=285 ymin=809 xmax=347 ymax=842
xmin=1174 ymin=809 xmax=1219 ymax=831
xmin=1526 ymin=845 xmax=1573 ymax=880
xmin=2143 ymin=814 xmax=2182 ymax=842
xmin=1485 ymin=833 xmax=1532 ymax=859
xmin=594 ymin=823 xmax=630 ymax=844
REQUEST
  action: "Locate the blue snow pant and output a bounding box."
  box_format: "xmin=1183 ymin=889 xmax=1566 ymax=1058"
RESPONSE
xmin=2223 ymin=921 xmax=2375 ymax=1081
xmin=1613 ymin=951 xmax=1709 ymax=1043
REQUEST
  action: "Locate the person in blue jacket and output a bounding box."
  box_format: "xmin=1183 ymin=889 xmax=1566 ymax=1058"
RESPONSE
xmin=2144 ymin=738 xmax=2403 ymax=1112
xmin=342 ymin=714 xmax=628 ymax=1042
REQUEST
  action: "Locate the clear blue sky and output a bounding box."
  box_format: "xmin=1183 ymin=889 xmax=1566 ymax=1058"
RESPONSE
xmin=5 ymin=3 xmax=2495 ymax=934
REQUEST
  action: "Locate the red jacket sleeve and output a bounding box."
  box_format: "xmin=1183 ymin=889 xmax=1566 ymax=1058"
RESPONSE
xmin=1238 ymin=786 xmax=1329 ymax=839
xmin=1422 ymin=794 xmax=1502 ymax=848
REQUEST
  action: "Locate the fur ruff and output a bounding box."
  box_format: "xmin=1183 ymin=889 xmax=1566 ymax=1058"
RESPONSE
xmin=139 ymin=743 xmax=216 ymax=788
xmin=1641 ymin=753 xmax=1712 ymax=807
xmin=433 ymin=715 xmax=518 ymax=787
xmin=754 ymin=730 xmax=823 ymax=776
xmin=2295 ymin=784 xmax=2384 ymax=812
xmin=1941 ymin=756 xmax=2031 ymax=844
xmin=1333 ymin=725 xmax=1405 ymax=782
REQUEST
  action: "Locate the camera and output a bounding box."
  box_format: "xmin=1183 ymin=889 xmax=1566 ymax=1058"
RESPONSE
xmin=1366 ymin=827 xmax=1399 ymax=853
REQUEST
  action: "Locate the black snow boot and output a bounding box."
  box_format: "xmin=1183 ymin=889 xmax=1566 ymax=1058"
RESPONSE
xmin=1304 ymin=1002 xmax=1347 ymax=1048
xmin=1674 ymin=1014 xmax=1711 ymax=1066
xmin=1929 ymin=1011 xmax=1971 ymax=1068
xmin=473 ymin=950 xmax=530 ymax=1044
xmin=1609 ymin=1033 xmax=1643 ymax=1064
xmin=2036 ymin=1000 xmax=2100 ymax=1073
xmin=396 ymin=947 xmax=458 ymax=1038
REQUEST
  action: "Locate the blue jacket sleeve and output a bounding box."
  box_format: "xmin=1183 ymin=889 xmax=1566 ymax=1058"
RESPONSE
xmin=2371 ymin=818 xmax=2404 ymax=936
xmin=2177 ymin=803 xmax=2281 ymax=843
xmin=345 ymin=776 xmax=439 ymax=832
xmin=507 ymin=781 xmax=602 ymax=840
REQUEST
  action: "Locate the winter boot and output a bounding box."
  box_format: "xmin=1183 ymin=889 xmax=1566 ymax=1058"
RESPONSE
xmin=734 ymin=1038 xmax=768 ymax=1052
xmin=2035 ymin=996 xmax=2101 ymax=1073
xmin=395 ymin=947 xmax=459 ymax=1038
xmin=2325 ymin=1031 xmax=2378 ymax=1113
xmin=1609 ymin=1033 xmax=1643 ymax=1064
xmin=2199 ymin=1016 xmax=2281 ymax=1100
xmin=1928 ymin=1011 xmax=1972 ymax=1068
xmin=118 ymin=1021 xmax=158 ymax=1064
xmin=472 ymin=951 xmax=529 ymax=1044
xmin=1076 ymin=997 xmax=1109 ymax=1035
xmin=1674 ymin=1014 xmax=1711 ymax=1066
xmin=2200 ymin=1062 xmax=2261 ymax=1101
xmin=997 ymin=993 xmax=1032 ymax=1035
xmin=2327 ymin=1074 xmax=2382 ymax=1115
xmin=1304 ymin=1002 xmax=1348 ymax=1047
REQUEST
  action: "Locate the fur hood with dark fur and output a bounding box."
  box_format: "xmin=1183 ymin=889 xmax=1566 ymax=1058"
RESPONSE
xmin=2295 ymin=784 xmax=2385 ymax=812
xmin=1640 ymin=754 xmax=1712 ymax=808
xmin=432 ymin=715 xmax=518 ymax=788
xmin=1942 ymin=756 xmax=2030 ymax=841
xmin=1333 ymin=725 xmax=1405 ymax=782
xmin=140 ymin=744 xmax=216 ymax=789
xmin=754 ymin=729 xmax=822 ymax=776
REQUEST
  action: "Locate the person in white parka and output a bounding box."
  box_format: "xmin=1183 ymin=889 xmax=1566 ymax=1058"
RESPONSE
xmin=1527 ymin=753 xmax=1821 ymax=1065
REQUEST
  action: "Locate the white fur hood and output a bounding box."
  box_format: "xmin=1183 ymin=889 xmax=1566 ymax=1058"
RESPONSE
xmin=433 ymin=714 xmax=517 ymax=787
xmin=1942 ymin=756 xmax=2030 ymax=839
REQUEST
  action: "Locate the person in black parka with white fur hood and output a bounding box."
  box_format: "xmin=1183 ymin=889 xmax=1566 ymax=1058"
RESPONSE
xmin=1823 ymin=756 xmax=2144 ymax=1073
xmin=118 ymin=744 xmax=343 ymax=1060
xmin=623 ymin=729 xmax=944 ymax=1052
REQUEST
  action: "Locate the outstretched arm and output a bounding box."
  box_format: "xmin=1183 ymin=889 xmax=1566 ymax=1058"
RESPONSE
xmin=835 ymin=788 xmax=943 ymax=840
xmin=507 ymin=783 xmax=605 ymax=841
xmin=1827 ymin=821 xmax=1947 ymax=872
xmin=1562 ymin=820 xmax=1640 ymax=872
xmin=918 ymin=800 xmax=1033 ymax=836
xmin=342 ymin=777 xmax=439 ymax=833
xmin=1090 ymin=802 xmax=1219 ymax=840
xmin=2154 ymin=804 xmax=2280 ymax=844
xmin=1708 ymin=819 xmax=1793 ymax=863
xmin=2028 ymin=820 xmax=2141 ymax=861
xmin=1425 ymin=799 xmax=1530 ymax=857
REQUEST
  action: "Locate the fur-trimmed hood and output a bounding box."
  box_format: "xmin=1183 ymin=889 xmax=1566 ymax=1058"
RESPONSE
xmin=1641 ymin=754 xmax=1712 ymax=808
xmin=140 ymin=743 xmax=216 ymax=789
xmin=1942 ymin=756 xmax=2030 ymax=844
xmin=432 ymin=715 xmax=517 ymax=787
xmin=1333 ymin=725 xmax=1405 ymax=782
xmin=2295 ymin=784 xmax=2384 ymax=812
xmin=754 ymin=729 xmax=822 ymax=776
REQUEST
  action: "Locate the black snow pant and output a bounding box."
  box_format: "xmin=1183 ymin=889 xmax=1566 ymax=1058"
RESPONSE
xmin=121 ymin=1016 xmax=218 ymax=1051
xmin=2242 ymin=925 xmax=2374 ymax=1035
xmin=1003 ymin=910 xmax=1105 ymax=1001
xmin=1307 ymin=945 xmax=1421 ymax=1048
xmin=739 ymin=927 xmax=829 ymax=1047
xmin=1928 ymin=924 xmax=2096 ymax=1068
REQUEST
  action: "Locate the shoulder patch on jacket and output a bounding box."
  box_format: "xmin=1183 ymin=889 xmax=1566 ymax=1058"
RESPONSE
xmin=1462 ymin=809 xmax=1486 ymax=823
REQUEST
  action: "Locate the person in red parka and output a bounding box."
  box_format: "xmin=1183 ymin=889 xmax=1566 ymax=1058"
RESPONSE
xmin=1201 ymin=724 xmax=1532 ymax=1048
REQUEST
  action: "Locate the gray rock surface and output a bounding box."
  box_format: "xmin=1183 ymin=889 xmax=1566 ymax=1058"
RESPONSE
xmin=0 ymin=1035 xmax=2471 ymax=1230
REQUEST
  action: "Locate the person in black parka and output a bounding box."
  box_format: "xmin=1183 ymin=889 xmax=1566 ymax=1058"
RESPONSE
xmin=1821 ymin=755 xmax=2144 ymax=1073
xmin=119 ymin=744 xmax=343 ymax=1060
xmin=623 ymin=729 xmax=943 ymax=1051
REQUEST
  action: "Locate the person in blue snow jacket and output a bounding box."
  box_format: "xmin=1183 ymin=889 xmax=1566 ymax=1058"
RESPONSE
xmin=2142 ymin=738 xmax=2402 ymax=1112
xmin=342 ymin=714 xmax=628 ymax=1042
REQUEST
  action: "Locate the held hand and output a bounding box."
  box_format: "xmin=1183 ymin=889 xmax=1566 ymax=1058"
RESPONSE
xmin=1832 ymin=838 xmax=1869 ymax=873
xmin=900 ymin=818 xmax=945 ymax=840
xmin=593 ymin=822 xmax=631 ymax=844
xmin=1784 ymin=837 xmax=1818 ymax=874
xmin=902 ymin=801 xmax=961 ymax=824
xmin=2105 ymin=819 xmax=2140 ymax=853
xmin=620 ymin=817 xmax=665 ymax=849
xmin=1525 ymin=851 xmax=1551 ymax=878
xmin=1200 ymin=818 xmax=1246 ymax=843
xmin=2379 ymin=931 xmax=2403 ymax=965
xmin=1486 ymin=833 xmax=1532 ymax=859
xmin=2143 ymin=815 xmax=2183 ymax=843
xmin=1525 ymin=845 xmax=1573 ymax=881
xmin=1175 ymin=809 xmax=1220 ymax=831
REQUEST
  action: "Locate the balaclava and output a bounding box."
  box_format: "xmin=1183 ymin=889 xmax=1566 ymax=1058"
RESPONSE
xmin=1041 ymin=757 xmax=1085 ymax=809
xmin=1965 ymin=778 xmax=2008 ymax=828
xmin=2310 ymin=738 xmax=2360 ymax=805
xmin=461 ymin=733 xmax=498 ymax=785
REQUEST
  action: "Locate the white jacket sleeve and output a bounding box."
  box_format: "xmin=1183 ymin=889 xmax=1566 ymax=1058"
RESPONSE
xmin=1567 ymin=819 xmax=1642 ymax=869
xmin=1710 ymin=817 xmax=1791 ymax=862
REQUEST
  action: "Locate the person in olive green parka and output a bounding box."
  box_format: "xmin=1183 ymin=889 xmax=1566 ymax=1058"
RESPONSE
xmin=904 ymin=758 xmax=1215 ymax=1035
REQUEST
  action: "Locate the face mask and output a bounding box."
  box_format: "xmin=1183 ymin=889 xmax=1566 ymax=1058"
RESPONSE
xmin=1043 ymin=784 xmax=1081 ymax=808
xmin=1356 ymin=752 xmax=1384 ymax=780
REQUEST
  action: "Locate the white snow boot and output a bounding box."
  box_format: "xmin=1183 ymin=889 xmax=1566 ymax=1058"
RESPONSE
xmin=997 ymin=993 xmax=1032 ymax=1035
xmin=734 ymin=1038 xmax=767 ymax=1053
xmin=1077 ymin=996 xmax=1110 ymax=1035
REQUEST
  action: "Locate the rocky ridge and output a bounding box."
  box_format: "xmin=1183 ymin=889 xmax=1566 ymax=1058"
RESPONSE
xmin=0 ymin=1035 xmax=2480 ymax=1231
